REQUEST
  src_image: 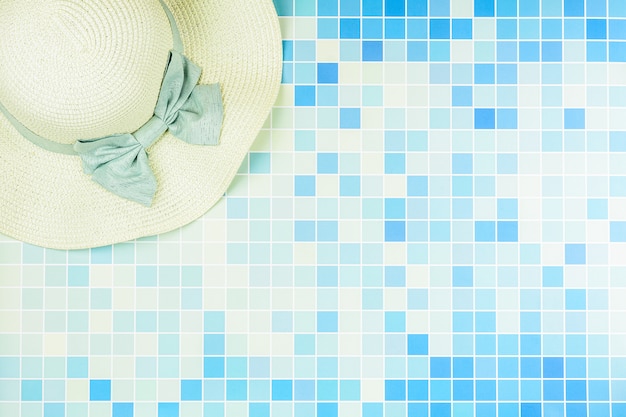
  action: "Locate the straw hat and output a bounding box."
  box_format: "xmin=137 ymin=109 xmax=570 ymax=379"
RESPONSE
xmin=0 ymin=0 xmax=282 ymax=249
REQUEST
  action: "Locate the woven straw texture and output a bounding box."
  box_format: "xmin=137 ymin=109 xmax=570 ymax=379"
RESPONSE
xmin=0 ymin=0 xmax=283 ymax=249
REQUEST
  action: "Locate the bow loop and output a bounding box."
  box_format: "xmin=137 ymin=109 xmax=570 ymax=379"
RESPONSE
xmin=73 ymin=50 xmax=224 ymax=206
xmin=73 ymin=134 xmax=157 ymax=207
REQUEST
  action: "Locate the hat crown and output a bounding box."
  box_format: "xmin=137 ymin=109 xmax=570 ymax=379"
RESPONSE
xmin=0 ymin=0 xmax=173 ymax=144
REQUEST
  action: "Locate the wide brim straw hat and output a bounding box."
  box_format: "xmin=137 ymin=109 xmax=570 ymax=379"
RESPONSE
xmin=0 ymin=0 xmax=282 ymax=249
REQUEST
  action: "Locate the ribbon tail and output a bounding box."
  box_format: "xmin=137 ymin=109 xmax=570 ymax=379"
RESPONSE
xmin=90 ymin=165 xmax=157 ymax=207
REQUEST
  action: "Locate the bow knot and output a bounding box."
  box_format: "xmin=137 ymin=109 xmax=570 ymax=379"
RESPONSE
xmin=73 ymin=50 xmax=223 ymax=206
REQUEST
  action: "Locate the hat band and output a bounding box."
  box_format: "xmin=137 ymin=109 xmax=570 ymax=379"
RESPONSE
xmin=0 ymin=0 xmax=224 ymax=206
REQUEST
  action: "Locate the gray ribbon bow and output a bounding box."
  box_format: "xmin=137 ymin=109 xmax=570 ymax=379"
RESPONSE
xmin=73 ymin=50 xmax=223 ymax=206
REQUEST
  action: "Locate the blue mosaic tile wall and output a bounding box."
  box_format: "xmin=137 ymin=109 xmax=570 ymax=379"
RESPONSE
xmin=1 ymin=0 xmax=626 ymax=416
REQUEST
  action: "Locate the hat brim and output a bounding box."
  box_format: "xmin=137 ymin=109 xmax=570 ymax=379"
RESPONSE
xmin=0 ymin=0 xmax=282 ymax=249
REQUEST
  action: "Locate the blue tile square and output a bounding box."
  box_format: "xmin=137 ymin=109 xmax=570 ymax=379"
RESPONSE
xmin=226 ymin=380 xmax=247 ymax=401
xmin=318 ymin=18 xmax=339 ymax=38
xmin=318 ymin=86 xmax=338 ymax=106
xmin=385 ymin=19 xmax=405 ymax=38
xmin=407 ymin=380 xmax=427 ymax=401
xmin=339 ymin=380 xmax=360 ymax=400
xmin=542 ymin=41 xmax=562 ymax=61
xmin=22 ymin=380 xmax=42 ymax=401
xmin=564 ymin=108 xmax=585 ymax=129
xmin=611 ymin=221 xmax=626 ymax=242
xmin=67 ymin=357 xmax=88 ymax=378
xmin=588 ymin=41 xmax=608 ymax=61
xmin=408 ymin=0 xmax=427 ymax=16
xmin=318 ymin=221 xmax=338 ymax=242
xmin=564 ymin=19 xmax=584 ymax=39
xmin=565 ymin=244 xmax=586 ymax=264
xmin=340 ymin=108 xmax=361 ymax=128
xmin=497 ymin=19 xmax=517 ymax=38
xmin=158 ymin=403 xmax=179 ymax=417
xmin=453 ymin=357 xmax=474 ymax=378
xmin=543 ymin=357 xmax=564 ymax=378
xmin=385 ymin=221 xmax=406 ymax=242
xmin=363 ymin=18 xmax=383 ymax=38
xmin=475 ymin=221 xmax=496 ymax=242
xmin=543 ymin=380 xmax=564 ymax=401
xmin=476 ymin=380 xmax=496 ymax=401
xmin=407 ymin=19 xmax=428 ymax=38
xmin=588 ymin=19 xmax=608 ymax=39
xmin=566 ymin=380 xmax=587 ymax=401
xmin=385 ymin=153 xmax=406 ymax=174
xmin=385 ymin=198 xmax=406 ymax=219
xmin=317 ymin=311 xmax=338 ymax=332
xmin=452 ymin=86 xmax=472 ymax=106
xmin=340 ymin=176 xmax=360 ymax=196
xmin=543 ymin=19 xmax=562 ymax=39
xmin=318 ymin=403 xmax=338 ymax=417
xmin=90 ymin=380 xmax=111 ymax=401
xmin=521 ymin=403 xmax=542 ymax=417
xmin=407 ymin=41 xmax=428 ymax=61
xmin=408 ymin=334 xmax=428 ymax=355
xmin=227 ymin=357 xmax=248 ymax=378
xmin=363 ymin=0 xmax=383 ymax=15
xmin=317 ymin=63 xmax=338 ymax=84
xmin=250 ymin=153 xmax=270 ymax=174
xmin=497 ymin=199 xmax=518 ymax=219
xmin=385 ymin=312 xmax=406 ymax=332
xmin=475 ymin=109 xmax=495 ymax=129
xmin=317 ymin=380 xmax=338 ymax=400
xmin=520 ymin=41 xmax=540 ymax=61
xmin=249 ymin=403 xmax=270 ymax=417
xmin=112 ymin=403 xmax=133 ymax=417
xmin=340 ymin=0 xmax=360 ymax=15
xmin=385 ymin=380 xmax=406 ymax=400
xmin=587 ymin=198 xmax=609 ymax=220
xmin=497 ymin=64 xmax=517 ymax=83
xmin=453 ymin=380 xmax=473 ymax=400
xmin=452 ymin=19 xmax=472 ymax=39
xmin=340 ymin=18 xmax=360 ymax=38
xmin=543 ymin=266 xmax=564 ymax=287
xmin=453 ymin=266 xmax=472 ymax=287
xmin=319 ymin=0 xmax=338 ymax=16
xmin=564 ymin=0 xmax=583 ymax=16
xmin=475 ymin=0 xmax=495 ymax=16
xmin=362 ymin=41 xmax=383 ymax=61
xmin=497 ymin=221 xmax=518 ymax=242
xmin=430 ymin=403 xmax=451 ymax=417
xmin=295 ymin=176 xmax=315 ymax=196
xmin=295 ymin=86 xmax=315 ymax=106
xmin=475 ymin=64 xmax=495 ymax=84
xmin=317 ymin=153 xmax=339 ymax=174
xmin=204 ymin=357 xmax=225 ymax=378
xmin=497 ymin=0 xmax=517 ymax=16
xmin=204 ymin=334 xmax=225 ymax=355
xmin=272 ymin=380 xmax=293 ymax=400
xmin=431 ymin=357 xmax=451 ymax=378
xmin=181 ymin=380 xmax=202 ymax=401
xmin=452 ymin=154 xmax=473 ymax=174
xmin=385 ymin=0 xmax=406 ymax=16
xmin=44 ymin=404 xmax=64 ymax=417
xmin=520 ymin=0 xmax=539 ymax=16
xmin=430 ymin=19 xmax=451 ymax=39
xmin=295 ymin=221 xmax=315 ymax=241
xmin=431 ymin=380 xmax=451 ymax=400
xmin=294 ymin=380 xmax=315 ymax=400
xmin=610 ymin=20 xmax=626 ymax=39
